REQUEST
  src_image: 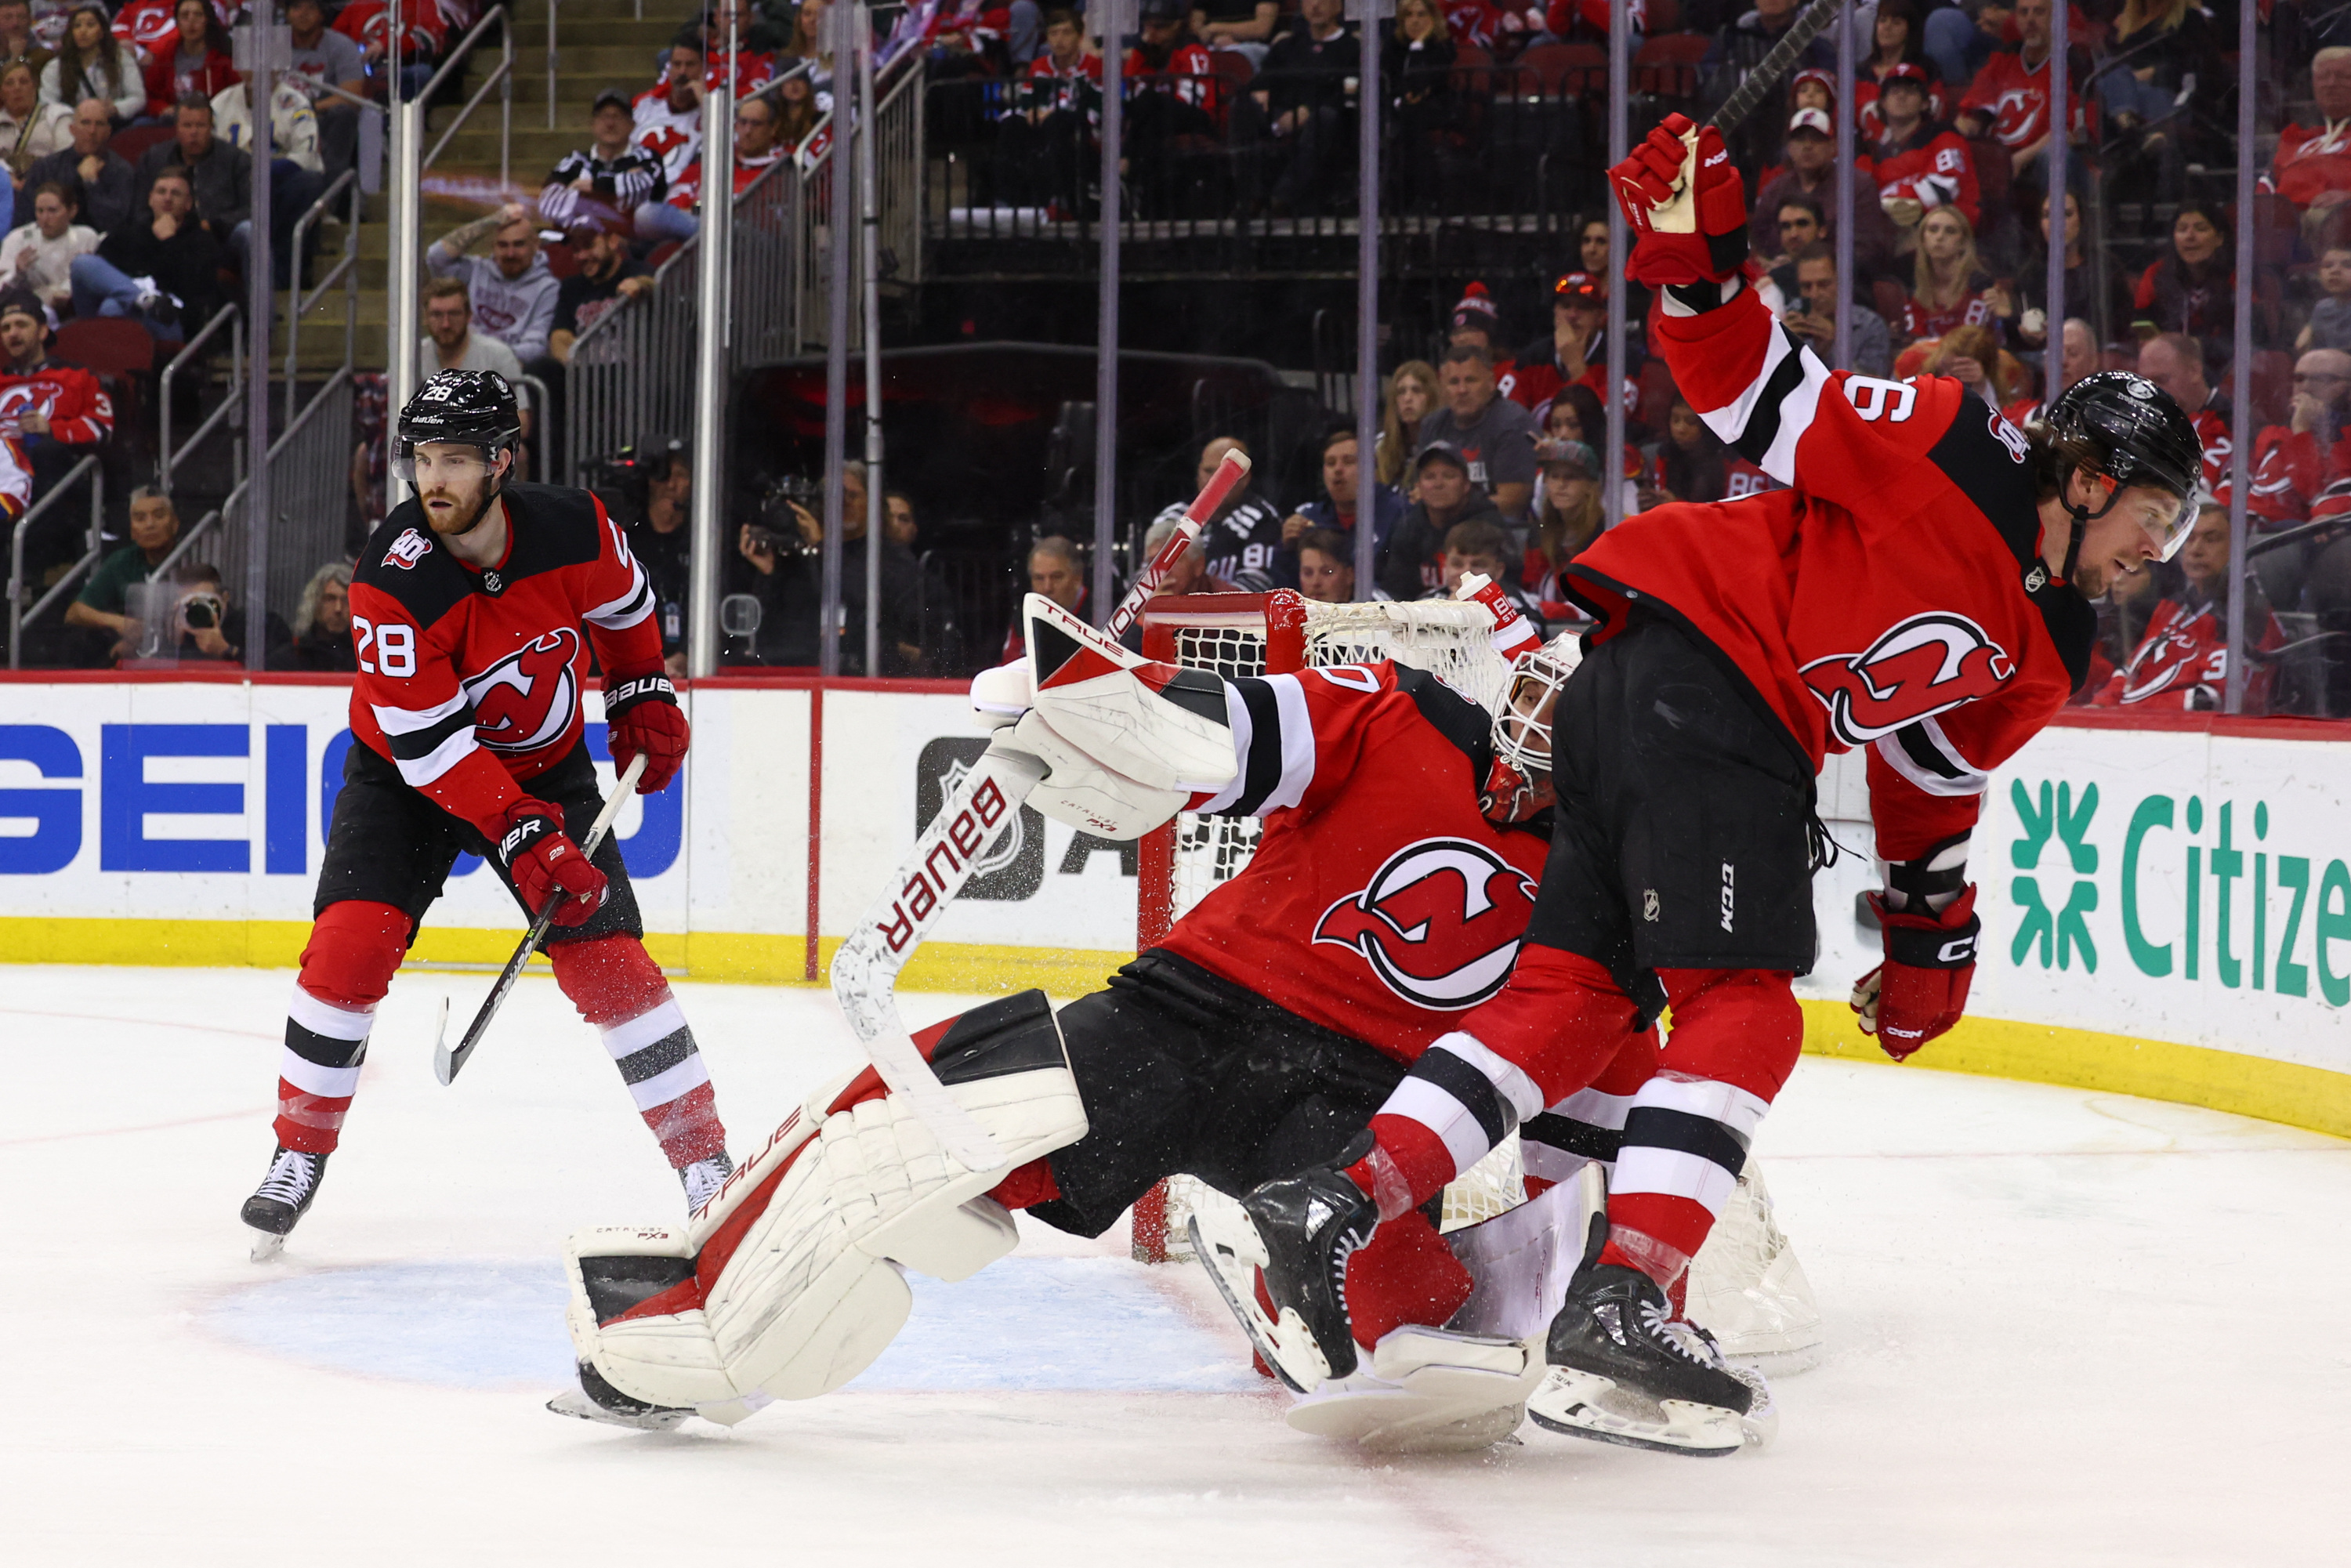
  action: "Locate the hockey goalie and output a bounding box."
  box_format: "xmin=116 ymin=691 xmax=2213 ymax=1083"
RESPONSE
xmin=552 ymin=583 xmax=1816 ymax=1450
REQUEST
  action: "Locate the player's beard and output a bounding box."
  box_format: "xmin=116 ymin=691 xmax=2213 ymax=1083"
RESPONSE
xmin=422 ymin=473 xmax=498 ymax=538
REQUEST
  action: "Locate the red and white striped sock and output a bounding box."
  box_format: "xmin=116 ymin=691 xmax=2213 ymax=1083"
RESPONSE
xmin=549 ymin=936 xmax=727 ymax=1168
xmin=273 ymin=900 xmax=408 ymax=1154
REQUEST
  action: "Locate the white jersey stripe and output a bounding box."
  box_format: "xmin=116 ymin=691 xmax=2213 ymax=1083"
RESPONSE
xmin=277 ymin=1046 xmax=363 ymax=1099
xmin=1694 ymin=319 xmax=1797 ymax=455
xmin=625 ymin=1052 xmax=712 ymax=1113
xmin=1630 ymin=1075 xmax=1771 ymax=1140
xmin=585 ymin=561 xmax=655 ymax=629
xmin=1549 ymin=1085 xmax=1636 ymax=1130
xmin=287 ymin=984 xmax=375 ymax=1042
xmin=371 ymin=690 xmax=468 ymax=737
xmin=393 ymin=724 xmax=480 ymax=788
xmin=1755 ymin=346 xmax=1832 ymax=487
xmin=600 ymin=998 xmax=690 ymax=1059
xmin=1190 ymin=682 xmax=1257 ymax=816
xmin=1381 ymin=1075 xmax=1498 ymax=1177
xmin=1610 ymin=1145 xmax=1740 ymax=1216
xmin=1430 ymin=1030 xmax=1546 ymax=1125
xmin=1875 ymin=717 xmax=1990 ymax=799
xmin=1259 ymin=672 xmax=1316 ymax=813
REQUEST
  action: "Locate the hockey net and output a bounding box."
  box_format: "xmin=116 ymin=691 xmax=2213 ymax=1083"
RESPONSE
xmin=1129 ymin=592 xmax=1520 ymax=1264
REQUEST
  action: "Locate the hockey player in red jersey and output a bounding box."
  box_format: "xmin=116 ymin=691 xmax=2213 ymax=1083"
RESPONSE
xmin=551 ymin=585 xmax=1815 ymax=1446
xmin=238 ymin=371 xmax=730 ymax=1257
xmin=1238 ymin=113 xmax=2208 ymax=1458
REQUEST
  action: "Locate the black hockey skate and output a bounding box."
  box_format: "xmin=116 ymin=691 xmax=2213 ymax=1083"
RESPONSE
xmin=1190 ymin=1146 xmax=1382 ymax=1390
xmin=1526 ymin=1219 xmax=1768 ymax=1458
xmin=240 ymin=1146 xmax=329 ymax=1262
xmin=679 ymin=1150 xmax=734 ymax=1216
xmin=546 ymin=1361 xmax=694 ymax=1433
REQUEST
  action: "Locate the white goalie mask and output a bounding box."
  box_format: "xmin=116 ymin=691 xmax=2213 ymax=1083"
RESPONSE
xmin=1481 ymin=632 xmax=1582 ymax=824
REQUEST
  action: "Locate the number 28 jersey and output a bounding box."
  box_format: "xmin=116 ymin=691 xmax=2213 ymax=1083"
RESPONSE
xmin=346 ymin=483 xmax=662 ymax=834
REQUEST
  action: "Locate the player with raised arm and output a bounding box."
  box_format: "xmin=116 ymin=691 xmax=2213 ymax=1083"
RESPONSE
xmin=1233 ymin=114 xmax=2208 ymax=1457
xmin=237 ymin=371 xmax=731 ymax=1258
xmin=551 ymin=581 xmax=1809 ymax=1447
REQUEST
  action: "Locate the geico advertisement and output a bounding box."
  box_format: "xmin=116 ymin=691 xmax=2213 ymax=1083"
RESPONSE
xmin=817 ymin=689 xmax=1140 ymax=955
xmin=1967 ymin=725 xmax=2351 ymax=1073
xmin=0 ymin=682 xmax=683 ymax=930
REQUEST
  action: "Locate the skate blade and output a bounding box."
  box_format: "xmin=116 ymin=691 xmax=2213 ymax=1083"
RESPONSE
xmin=546 ymin=1388 xmax=692 ymax=1432
xmin=1184 ymin=1212 xmax=1336 ymax=1394
xmin=248 ymin=1229 xmax=286 ymax=1263
xmin=1288 ymin=1372 xmax=1530 ymax=1454
xmin=1525 ymin=1367 xmax=1746 ymax=1458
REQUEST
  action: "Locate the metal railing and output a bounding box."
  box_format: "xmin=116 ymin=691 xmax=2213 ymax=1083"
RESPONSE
xmin=422 ymin=5 xmax=516 ymax=192
xmin=157 ymin=305 xmax=245 ymax=496
xmin=284 ymin=168 xmax=363 ymax=422
xmin=5 ymin=457 xmax=106 ymax=668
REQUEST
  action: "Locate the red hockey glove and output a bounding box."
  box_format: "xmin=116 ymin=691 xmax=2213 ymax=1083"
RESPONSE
xmin=604 ymin=669 xmax=689 ymax=794
xmin=494 ymin=799 xmax=609 ymax=927
xmin=1851 ymin=885 xmax=1980 ymax=1062
xmin=1607 ymin=113 xmax=1751 ymax=288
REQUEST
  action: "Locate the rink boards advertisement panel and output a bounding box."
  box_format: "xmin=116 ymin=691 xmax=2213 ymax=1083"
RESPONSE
xmin=0 ymin=678 xmax=2345 ymax=1128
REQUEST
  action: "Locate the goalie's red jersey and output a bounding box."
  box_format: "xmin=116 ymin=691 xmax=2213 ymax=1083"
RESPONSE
xmin=1561 ymin=281 xmax=2096 ymax=863
xmin=346 ymin=483 xmax=662 ymax=834
xmin=1157 ymin=661 xmax=1551 ymax=1063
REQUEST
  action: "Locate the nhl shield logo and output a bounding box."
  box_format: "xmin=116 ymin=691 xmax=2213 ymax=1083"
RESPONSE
xmin=1313 ymin=838 xmax=1538 ymax=1009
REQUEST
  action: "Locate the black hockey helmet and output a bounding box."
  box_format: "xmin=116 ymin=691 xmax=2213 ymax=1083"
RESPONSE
xmin=393 ymin=369 xmax=523 ymax=477
xmin=2038 ymin=370 xmax=2203 ymax=563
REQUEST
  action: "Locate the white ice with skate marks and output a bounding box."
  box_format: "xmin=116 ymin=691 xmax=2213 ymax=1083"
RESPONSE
xmin=5 ymin=962 xmax=2349 ymax=1566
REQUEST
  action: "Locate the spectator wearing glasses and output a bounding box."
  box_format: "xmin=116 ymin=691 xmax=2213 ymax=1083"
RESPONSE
xmin=1759 ymin=193 xmax=1824 ymax=289
xmin=663 ymin=89 xmax=789 ymax=218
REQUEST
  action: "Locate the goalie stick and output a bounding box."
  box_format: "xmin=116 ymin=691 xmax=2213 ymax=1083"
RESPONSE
xmin=434 ymin=751 xmax=649 ymax=1086
xmin=828 ymin=449 xmax=1254 ymax=1171
xmin=1704 ymin=0 xmax=1842 ymax=135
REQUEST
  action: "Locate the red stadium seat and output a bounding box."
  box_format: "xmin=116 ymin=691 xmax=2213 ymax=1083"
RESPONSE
xmin=110 ymin=124 xmax=176 ymax=166
xmin=55 ymin=317 xmax=156 ymax=444
xmin=1517 ymin=42 xmax=1605 ymax=98
xmin=1632 ymin=33 xmax=1708 ymax=99
xmin=543 ymin=240 xmax=578 ymax=280
xmin=1646 ymin=0 xmax=1680 ymax=32
xmin=1206 ymin=49 xmax=1254 ymax=93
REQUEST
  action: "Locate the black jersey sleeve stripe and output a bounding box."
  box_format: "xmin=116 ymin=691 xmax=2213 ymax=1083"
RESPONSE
xmin=1225 ymin=675 xmax=1286 ymax=816
xmin=1727 ymin=339 xmax=1813 ymax=466
xmin=382 ymin=704 xmax=475 ymax=762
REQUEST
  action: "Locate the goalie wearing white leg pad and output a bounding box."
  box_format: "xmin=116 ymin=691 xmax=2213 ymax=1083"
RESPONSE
xmin=560 ymin=991 xmax=1087 ymax=1422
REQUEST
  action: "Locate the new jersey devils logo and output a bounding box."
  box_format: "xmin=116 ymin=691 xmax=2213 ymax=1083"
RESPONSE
xmin=1313 ymin=838 xmax=1538 ymax=1009
xmin=1799 ymin=612 xmax=2016 ymax=745
xmin=462 ymin=628 xmax=581 ymax=752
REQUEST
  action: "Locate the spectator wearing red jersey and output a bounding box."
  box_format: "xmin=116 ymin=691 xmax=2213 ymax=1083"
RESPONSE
xmin=664 ymin=81 xmax=788 ymax=218
xmin=2248 ymin=348 xmax=2351 ymax=532
xmin=1902 ymin=204 xmax=1998 ymax=342
xmin=2135 ymin=332 xmax=2231 ymax=493
xmin=139 ymin=0 xmax=236 ymax=123
xmin=1508 ymin=270 xmax=1617 ymax=413
xmin=2268 ymin=48 xmax=2351 ymax=235
xmin=0 ymin=286 xmax=109 ymax=513
xmin=2094 ymin=505 xmax=2279 ymax=712
xmin=1751 ymin=107 xmax=1897 ymax=284
xmin=1541 ymin=0 xmax=1640 ymax=48
xmin=1124 ymin=0 xmax=1219 ymax=216
xmin=994 ymin=8 xmax=1099 ymax=216
xmin=1955 ymin=0 xmax=2088 ymax=195
xmin=1854 ymin=0 xmax=1947 ymax=142
xmin=1870 ymin=61 xmax=1979 ymax=244
xmin=332 ymin=0 xmax=447 ymax=101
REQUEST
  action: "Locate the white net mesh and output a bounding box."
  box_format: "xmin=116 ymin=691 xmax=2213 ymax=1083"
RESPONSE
xmin=1144 ymin=596 xmax=1525 ymax=1261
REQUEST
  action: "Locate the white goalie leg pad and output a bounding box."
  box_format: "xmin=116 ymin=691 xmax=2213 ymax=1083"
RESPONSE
xmin=1021 ymin=594 xmax=1239 ymax=802
xmin=702 ymin=997 xmax=1087 ymax=1403
xmin=563 ymin=1222 xmax=747 ymax=1418
xmin=1442 ymin=1171 xmax=1596 ymax=1341
xmin=1686 ymin=1159 xmax=1824 ymax=1374
xmin=1285 ymin=1326 xmax=1544 ymax=1454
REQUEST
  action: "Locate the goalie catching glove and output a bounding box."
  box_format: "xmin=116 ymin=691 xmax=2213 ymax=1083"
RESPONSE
xmin=1607 ymin=112 xmax=1750 ymax=289
xmin=967 ymin=594 xmax=1238 ymax=841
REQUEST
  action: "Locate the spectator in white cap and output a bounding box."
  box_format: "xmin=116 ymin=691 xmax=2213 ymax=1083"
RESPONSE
xmin=1751 ymin=104 xmax=1896 ymax=282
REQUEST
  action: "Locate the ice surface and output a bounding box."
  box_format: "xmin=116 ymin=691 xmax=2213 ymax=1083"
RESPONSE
xmin=5 ymin=963 xmax=2345 ymax=1565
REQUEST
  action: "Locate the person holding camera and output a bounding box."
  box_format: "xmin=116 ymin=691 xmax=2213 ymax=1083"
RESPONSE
xmin=160 ymin=557 xmax=290 ymax=664
xmin=62 ymin=481 xmax=172 ymax=663
xmin=735 ymin=458 xmax=926 ymax=673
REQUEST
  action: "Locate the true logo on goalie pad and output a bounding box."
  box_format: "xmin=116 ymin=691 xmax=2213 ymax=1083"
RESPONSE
xmin=1313 ymin=838 xmax=1538 ymax=1009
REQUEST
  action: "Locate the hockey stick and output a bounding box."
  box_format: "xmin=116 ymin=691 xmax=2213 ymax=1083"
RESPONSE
xmin=828 ymin=450 xmax=1254 ymax=1171
xmin=1704 ymin=0 xmax=1842 ymax=135
xmin=435 ymin=751 xmax=649 ymax=1087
